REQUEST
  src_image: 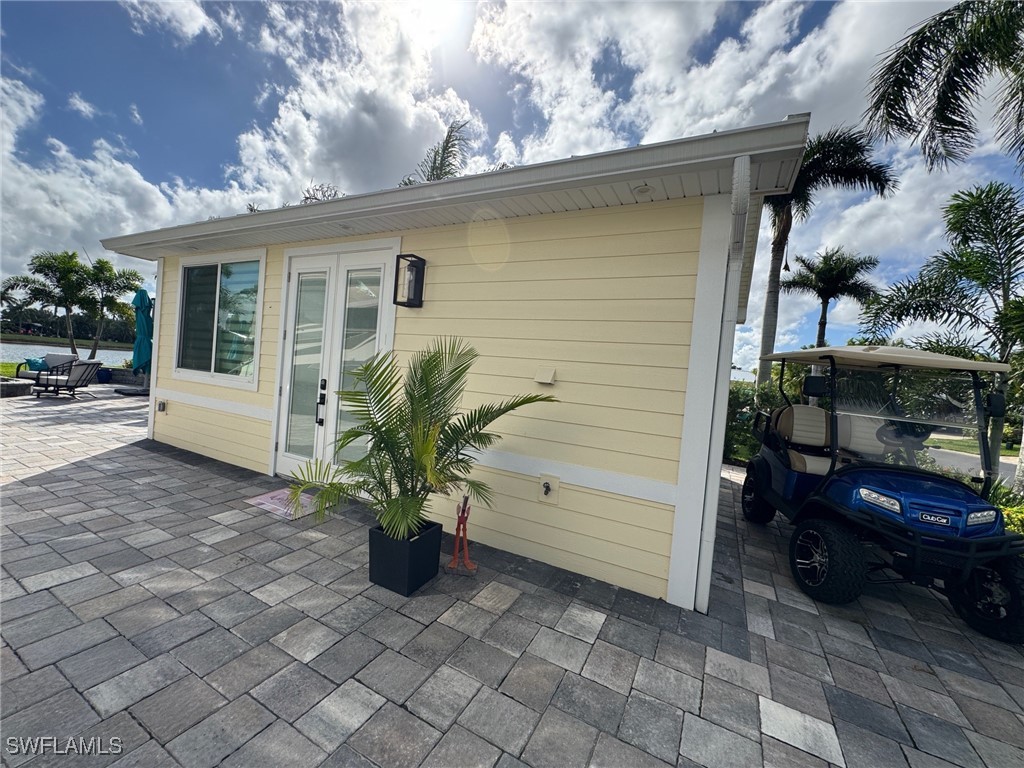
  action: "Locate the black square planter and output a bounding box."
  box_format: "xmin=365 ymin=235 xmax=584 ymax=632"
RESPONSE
xmin=368 ymin=520 xmax=443 ymax=597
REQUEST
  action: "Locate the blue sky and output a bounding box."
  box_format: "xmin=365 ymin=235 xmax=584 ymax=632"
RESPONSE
xmin=1 ymin=1 xmax=1018 ymax=371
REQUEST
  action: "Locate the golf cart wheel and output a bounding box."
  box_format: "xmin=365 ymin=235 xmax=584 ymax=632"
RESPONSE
xmin=947 ymin=556 xmax=1024 ymax=644
xmin=741 ymin=472 xmax=775 ymax=524
xmin=788 ymin=518 xmax=866 ymax=604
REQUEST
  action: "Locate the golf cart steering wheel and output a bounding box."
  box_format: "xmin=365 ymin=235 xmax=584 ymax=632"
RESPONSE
xmin=875 ymin=421 xmax=932 ymax=449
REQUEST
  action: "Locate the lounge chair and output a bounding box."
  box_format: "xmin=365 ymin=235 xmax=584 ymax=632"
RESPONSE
xmin=15 ymin=353 xmax=78 ymax=384
xmin=33 ymin=360 xmax=103 ymax=398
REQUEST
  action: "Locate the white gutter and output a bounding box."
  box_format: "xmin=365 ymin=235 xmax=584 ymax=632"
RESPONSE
xmin=693 ymin=155 xmax=750 ymax=613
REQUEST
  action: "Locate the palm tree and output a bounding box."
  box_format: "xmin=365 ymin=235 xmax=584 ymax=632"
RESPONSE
xmin=400 ymin=120 xmax=470 ymax=186
xmin=82 ymin=258 xmax=144 ymax=360
xmin=862 ymin=181 xmax=1024 ymax=464
xmin=4 ymin=251 xmax=90 ymax=354
xmin=756 ymin=128 xmax=897 ymax=387
xmin=781 ymin=247 xmax=880 ymax=348
xmin=289 ymin=338 xmax=555 ymax=539
xmin=864 ymin=0 xmax=1024 ymax=170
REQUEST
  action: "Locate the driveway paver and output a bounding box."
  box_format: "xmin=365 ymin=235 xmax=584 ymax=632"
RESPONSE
xmin=1 ymin=391 xmax=1023 ymax=767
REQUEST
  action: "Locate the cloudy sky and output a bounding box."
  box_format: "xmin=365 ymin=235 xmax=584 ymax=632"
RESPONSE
xmin=1 ymin=1 xmax=1018 ymax=371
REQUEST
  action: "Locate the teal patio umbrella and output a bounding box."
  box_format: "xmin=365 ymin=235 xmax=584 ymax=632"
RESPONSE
xmin=118 ymin=289 xmax=153 ymax=396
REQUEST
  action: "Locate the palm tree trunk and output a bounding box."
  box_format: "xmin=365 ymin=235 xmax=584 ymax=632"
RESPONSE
xmin=756 ymin=206 xmax=793 ymax=389
xmin=63 ymin=308 xmax=78 ymax=355
xmin=816 ymin=300 xmax=828 ymax=348
xmin=89 ymin=315 xmax=104 ymax=360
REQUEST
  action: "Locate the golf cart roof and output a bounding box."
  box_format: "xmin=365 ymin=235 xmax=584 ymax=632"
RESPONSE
xmin=762 ymin=345 xmax=1010 ymax=373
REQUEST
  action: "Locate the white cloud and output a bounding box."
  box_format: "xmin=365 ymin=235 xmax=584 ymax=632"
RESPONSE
xmin=120 ymin=0 xmax=222 ymax=43
xmin=129 ymin=103 xmax=143 ymax=126
xmin=67 ymin=92 xmax=98 ymax=120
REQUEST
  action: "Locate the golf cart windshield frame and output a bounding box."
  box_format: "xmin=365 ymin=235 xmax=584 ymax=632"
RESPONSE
xmin=773 ymin=355 xmax=997 ymax=498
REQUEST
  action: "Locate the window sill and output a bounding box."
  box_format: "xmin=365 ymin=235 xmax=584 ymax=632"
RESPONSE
xmin=171 ymin=368 xmax=259 ymax=392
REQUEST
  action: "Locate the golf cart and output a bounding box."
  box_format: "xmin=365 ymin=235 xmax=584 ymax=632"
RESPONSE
xmin=743 ymin=345 xmax=1024 ymax=643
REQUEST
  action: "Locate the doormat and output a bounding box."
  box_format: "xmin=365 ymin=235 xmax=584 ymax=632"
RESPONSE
xmin=245 ymin=489 xmax=315 ymax=520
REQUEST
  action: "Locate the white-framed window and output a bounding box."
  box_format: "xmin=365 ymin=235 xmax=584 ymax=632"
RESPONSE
xmin=174 ymin=249 xmax=265 ymax=390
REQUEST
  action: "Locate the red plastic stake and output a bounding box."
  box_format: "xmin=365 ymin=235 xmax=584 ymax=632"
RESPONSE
xmin=447 ymin=495 xmax=477 ymax=573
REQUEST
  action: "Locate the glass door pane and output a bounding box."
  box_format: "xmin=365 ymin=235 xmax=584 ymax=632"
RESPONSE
xmin=285 ymin=272 xmax=328 ymax=457
xmin=335 ymin=268 xmax=382 ymax=463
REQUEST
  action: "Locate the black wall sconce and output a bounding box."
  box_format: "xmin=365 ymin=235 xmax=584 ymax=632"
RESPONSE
xmin=394 ymin=254 xmax=426 ymax=308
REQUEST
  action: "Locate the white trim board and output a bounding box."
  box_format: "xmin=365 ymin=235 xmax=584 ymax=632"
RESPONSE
xmin=472 ymin=449 xmax=677 ymax=506
xmin=150 ymin=388 xmax=274 ymax=422
xmin=666 ymin=194 xmax=733 ymax=611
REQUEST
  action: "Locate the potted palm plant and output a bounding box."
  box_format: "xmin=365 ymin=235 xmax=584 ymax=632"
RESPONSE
xmin=289 ymin=337 xmax=555 ymax=596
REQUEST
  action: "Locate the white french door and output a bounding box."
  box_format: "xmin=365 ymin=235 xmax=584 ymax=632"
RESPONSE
xmin=276 ymin=248 xmax=395 ymax=477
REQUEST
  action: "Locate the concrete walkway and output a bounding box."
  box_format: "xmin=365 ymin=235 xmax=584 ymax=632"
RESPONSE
xmin=1 ymin=388 xmax=1022 ymax=768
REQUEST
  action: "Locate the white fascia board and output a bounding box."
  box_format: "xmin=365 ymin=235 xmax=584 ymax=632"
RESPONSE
xmin=101 ymin=116 xmax=809 ymax=259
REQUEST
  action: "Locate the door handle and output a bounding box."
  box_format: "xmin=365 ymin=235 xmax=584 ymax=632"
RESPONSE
xmin=316 ymin=392 xmax=326 ymax=426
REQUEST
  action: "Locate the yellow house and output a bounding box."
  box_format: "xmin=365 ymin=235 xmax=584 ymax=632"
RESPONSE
xmin=102 ymin=114 xmax=809 ymax=612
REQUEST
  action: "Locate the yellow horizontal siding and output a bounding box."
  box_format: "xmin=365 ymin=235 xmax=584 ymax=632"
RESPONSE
xmin=430 ymin=467 xmax=673 ymax=597
xmin=153 ymin=403 xmax=271 ymax=473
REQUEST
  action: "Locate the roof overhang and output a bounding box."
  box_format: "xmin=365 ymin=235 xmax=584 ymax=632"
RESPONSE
xmin=103 ymin=114 xmax=810 ymax=321
xmin=763 ymin=345 xmax=1011 ymax=374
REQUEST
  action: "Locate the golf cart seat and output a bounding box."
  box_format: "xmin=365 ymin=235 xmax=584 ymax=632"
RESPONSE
xmin=774 ymin=404 xmax=832 ymax=475
xmin=837 ymin=414 xmax=886 ymax=459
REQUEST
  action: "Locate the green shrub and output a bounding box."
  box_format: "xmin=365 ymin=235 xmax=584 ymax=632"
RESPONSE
xmin=1003 ymin=506 xmax=1024 ymax=535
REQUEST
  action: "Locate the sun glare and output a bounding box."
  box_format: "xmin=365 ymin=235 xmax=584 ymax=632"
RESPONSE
xmin=401 ymin=0 xmax=473 ymax=51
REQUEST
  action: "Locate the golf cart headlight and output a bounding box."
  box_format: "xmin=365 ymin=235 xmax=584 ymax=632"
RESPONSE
xmin=859 ymin=488 xmax=901 ymax=514
xmin=967 ymin=509 xmax=998 ymax=526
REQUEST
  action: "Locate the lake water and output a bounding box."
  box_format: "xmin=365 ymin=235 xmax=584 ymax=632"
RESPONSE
xmin=1 ymin=342 xmax=131 ymax=367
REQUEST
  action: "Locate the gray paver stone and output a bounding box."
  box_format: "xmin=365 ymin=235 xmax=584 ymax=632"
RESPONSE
xmin=107 ymin=740 xmax=179 ymax=768
xmin=421 ymin=724 xmax=502 ymax=768
xmin=482 ymin=613 xmax=542 ymax=657
xmin=355 ymin=648 xmax=432 ymax=704
xmin=704 ymin=646 xmax=771 ymax=697
xmin=166 ymin=694 xmax=275 ymax=768
xmin=898 ymin=704 xmax=984 ymax=768
xmin=321 ymin=596 xmax=384 ymax=635
xmin=408 ymin=664 xmax=482 ymax=730
xmin=230 ymin=603 xmax=306 ymax=644
xmin=0 ymin=666 xmax=70 ymax=718
xmin=963 ymin=730 xmax=1024 ymax=768
xmin=833 ymin=720 xmax=911 ymax=768
xmin=654 ymin=631 xmax=705 ymax=678
xmin=759 ymin=697 xmax=845 ymax=766
xmin=522 ymin=706 xmax=599 ymax=768
xmin=458 ymin=686 xmax=541 ymax=756
xmin=348 ymin=701 xmax=441 ymax=768
xmin=1 ymin=688 xmax=101 ymax=767
xmin=449 ymin=636 xmax=518 ymax=688
xmin=699 ymin=675 xmax=760 ymax=743
xmin=509 ymin=593 xmax=565 ymax=628
xmin=633 ymin=657 xmax=702 ymax=713
xmin=271 ymin=617 xmax=340 ymax=662
xmin=19 ymin=618 xmax=118 ymax=670
xmin=471 ymin=582 xmax=522 ymax=615
xmin=200 ymin=592 xmax=268 ymax=628
xmin=581 ymin=640 xmax=639 ymax=696
xmin=679 ymin=712 xmax=762 ymax=768
xmin=310 ymin=631 xmax=385 ymax=683
xmin=824 ymin=684 xmax=910 ymax=744
xmin=526 ymin=627 xmax=590 ymax=673
xmin=252 ymin=661 xmax=334 ymax=722
xmin=618 ymin=690 xmax=684 ymax=764
xmin=222 ymin=720 xmax=326 ymax=768
xmin=107 ymin=597 xmax=180 ymax=637
xmin=554 ymin=603 xmax=607 ymax=644
xmin=439 ymin=601 xmax=500 ymax=639
xmin=360 ymin=608 xmax=425 ymax=650
xmin=133 ymin=611 xmax=216 ymax=657
xmin=171 ymin=628 xmax=251 ymax=676
xmin=551 ymin=672 xmax=627 ymax=734
xmin=588 ymin=732 xmax=672 ymax=768
xmin=399 ymin=592 xmax=457 ymax=624
xmin=296 ymin=679 xmax=386 ymax=752
xmin=499 ymin=653 xmax=566 ymax=713
xmin=204 ymin=642 xmax=293 ymax=699
xmin=129 ymin=674 xmax=227 ymax=743
xmin=401 ymin=622 xmax=467 ymax=669
xmin=85 ymin=654 xmax=190 ymax=717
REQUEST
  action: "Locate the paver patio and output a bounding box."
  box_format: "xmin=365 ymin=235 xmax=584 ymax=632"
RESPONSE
xmin=1 ymin=388 xmax=1023 ymax=767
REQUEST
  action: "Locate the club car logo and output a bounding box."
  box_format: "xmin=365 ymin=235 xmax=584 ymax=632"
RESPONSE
xmin=920 ymin=511 xmax=951 ymax=526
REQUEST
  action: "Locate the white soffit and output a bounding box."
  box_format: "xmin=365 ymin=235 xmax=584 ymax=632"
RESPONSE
xmin=102 ymin=115 xmax=809 ymax=263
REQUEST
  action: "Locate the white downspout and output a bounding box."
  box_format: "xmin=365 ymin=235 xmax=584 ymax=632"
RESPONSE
xmin=693 ymin=155 xmax=750 ymax=613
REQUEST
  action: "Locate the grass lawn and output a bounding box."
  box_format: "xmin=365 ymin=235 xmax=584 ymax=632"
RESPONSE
xmin=0 ymin=362 xmax=17 ymax=377
xmin=926 ymin=437 xmax=1017 ymax=458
